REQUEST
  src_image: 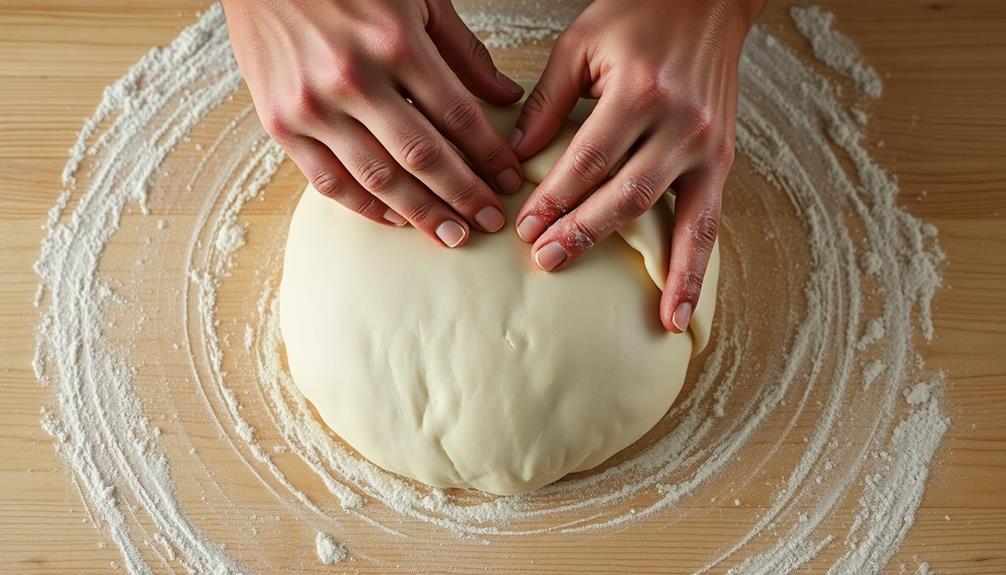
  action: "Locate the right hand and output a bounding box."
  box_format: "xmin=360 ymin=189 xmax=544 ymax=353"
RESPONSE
xmin=222 ymin=0 xmax=526 ymax=247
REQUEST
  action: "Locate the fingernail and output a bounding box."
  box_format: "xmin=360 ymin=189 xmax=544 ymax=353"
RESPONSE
xmin=516 ymin=215 xmax=546 ymax=242
xmin=496 ymin=168 xmax=522 ymax=194
xmin=506 ymin=127 xmax=523 ymax=150
xmin=435 ymin=220 xmax=466 ymax=247
xmin=534 ymin=242 xmax=567 ymax=271
xmin=496 ymin=70 xmax=523 ymax=94
xmin=672 ymin=302 xmax=693 ymax=332
xmin=475 ymin=206 xmax=505 ymax=232
xmin=383 ymin=209 xmax=407 ymax=226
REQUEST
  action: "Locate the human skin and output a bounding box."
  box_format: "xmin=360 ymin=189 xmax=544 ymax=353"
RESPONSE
xmin=223 ymin=0 xmax=764 ymax=331
xmin=222 ymin=0 xmax=526 ymax=248
xmin=510 ymin=0 xmax=764 ymax=333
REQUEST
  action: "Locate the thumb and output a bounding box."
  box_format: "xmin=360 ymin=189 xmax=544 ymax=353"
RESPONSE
xmin=511 ymin=29 xmax=587 ymax=160
xmin=425 ymin=2 xmax=524 ymax=105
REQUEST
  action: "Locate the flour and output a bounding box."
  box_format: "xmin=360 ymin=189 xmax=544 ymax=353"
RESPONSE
xmin=858 ymin=316 xmax=886 ymax=349
xmin=33 ymin=3 xmax=948 ymax=574
xmin=790 ymin=5 xmax=883 ymax=98
xmin=863 ymin=359 xmax=886 ymax=390
xmin=315 ymin=532 xmax=347 ymax=565
xmin=461 ymin=11 xmax=566 ymax=48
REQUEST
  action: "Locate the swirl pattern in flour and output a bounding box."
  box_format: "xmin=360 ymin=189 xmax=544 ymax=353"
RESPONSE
xmin=33 ymin=4 xmax=947 ymax=574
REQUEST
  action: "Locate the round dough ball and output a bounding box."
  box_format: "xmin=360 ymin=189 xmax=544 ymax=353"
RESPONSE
xmin=279 ymin=104 xmax=718 ymax=495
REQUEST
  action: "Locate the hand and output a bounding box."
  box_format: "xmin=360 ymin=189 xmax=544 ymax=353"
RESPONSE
xmin=222 ymin=0 xmax=526 ymax=247
xmin=510 ymin=0 xmax=762 ymax=331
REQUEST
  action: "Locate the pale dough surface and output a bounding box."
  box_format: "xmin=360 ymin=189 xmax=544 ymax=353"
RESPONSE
xmin=279 ymin=103 xmax=719 ymax=495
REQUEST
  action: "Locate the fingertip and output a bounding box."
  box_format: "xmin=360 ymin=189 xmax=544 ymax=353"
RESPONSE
xmin=382 ymin=208 xmax=408 ymax=227
xmin=475 ymin=205 xmax=506 ymax=233
xmin=495 ymin=166 xmax=523 ymax=195
xmin=532 ymin=240 xmax=568 ymax=272
xmin=516 ymin=214 xmax=546 ymax=243
xmin=671 ymin=301 xmax=693 ymax=333
xmin=506 ymin=127 xmax=524 ymax=151
xmin=661 ymin=314 xmax=678 ymax=333
xmin=435 ymin=219 xmax=468 ymax=248
xmin=659 ymin=292 xmax=680 ymax=332
xmin=466 ymin=70 xmax=525 ymax=106
xmin=495 ymin=70 xmax=525 ymax=99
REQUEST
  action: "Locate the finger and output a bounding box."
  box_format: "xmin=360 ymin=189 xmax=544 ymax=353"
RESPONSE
xmin=424 ymin=2 xmax=524 ymax=105
xmin=402 ymin=38 xmax=524 ymax=195
xmin=511 ymin=28 xmax=588 ymax=160
xmin=318 ymin=115 xmax=472 ymax=248
xmin=659 ymin=171 xmax=723 ymax=333
xmin=353 ymin=86 xmax=507 ymax=234
xmin=284 ymin=137 xmax=404 ymax=226
xmin=515 ymin=94 xmax=647 ymax=244
xmin=528 ymin=137 xmax=682 ymax=272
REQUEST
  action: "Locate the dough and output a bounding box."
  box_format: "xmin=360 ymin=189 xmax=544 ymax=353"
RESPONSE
xmin=279 ymin=103 xmax=719 ymax=495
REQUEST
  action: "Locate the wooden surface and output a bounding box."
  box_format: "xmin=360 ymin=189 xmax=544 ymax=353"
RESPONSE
xmin=1 ymin=1 xmax=1005 ymax=573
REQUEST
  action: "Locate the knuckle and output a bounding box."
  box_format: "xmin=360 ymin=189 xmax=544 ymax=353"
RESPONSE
xmin=688 ymin=210 xmax=720 ymax=251
xmin=629 ymin=70 xmax=672 ymax=110
xmin=442 ymin=97 xmax=480 ymax=134
xmin=686 ymin=102 xmax=715 ymax=138
xmin=400 ymin=133 xmax=442 ymax=172
xmin=261 ymin=110 xmax=291 ymax=141
xmin=324 ymin=56 xmax=364 ymax=97
xmin=405 ymin=200 xmax=437 ymax=226
xmin=290 ymin=85 xmax=324 ymax=124
xmin=374 ymin=28 xmax=411 ymax=61
xmin=523 ymin=87 xmax=552 ymax=117
xmin=482 ymin=141 xmax=510 ymax=166
xmin=617 ymin=174 xmax=661 ymax=215
xmin=566 ymin=216 xmax=598 ymax=249
xmin=569 ymin=142 xmax=610 ymax=181
xmin=678 ymin=271 xmax=705 ymax=301
xmin=312 ymin=172 xmax=345 ymax=200
xmin=354 ymin=18 xmax=409 ymax=57
xmin=355 ymin=195 xmax=383 ymax=217
xmin=554 ymin=26 xmax=583 ymax=53
xmin=446 ymin=178 xmax=485 ymax=210
xmin=358 ymin=158 xmax=397 ymax=193
xmin=533 ymin=189 xmax=568 ymax=220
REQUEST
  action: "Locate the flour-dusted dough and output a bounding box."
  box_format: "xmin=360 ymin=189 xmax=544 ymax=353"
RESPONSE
xmin=280 ymin=103 xmax=719 ymax=495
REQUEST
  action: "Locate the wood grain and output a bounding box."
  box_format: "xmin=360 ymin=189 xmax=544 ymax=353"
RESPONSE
xmin=1 ymin=1 xmax=1004 ymax=573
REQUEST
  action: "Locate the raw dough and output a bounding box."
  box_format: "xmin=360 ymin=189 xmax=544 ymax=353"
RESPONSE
xmin=279 ymin=103 xmax=719 ymax=495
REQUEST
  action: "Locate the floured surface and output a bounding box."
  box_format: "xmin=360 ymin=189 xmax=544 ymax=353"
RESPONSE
xmin=29 ymin=3 xmax=953 ymax=574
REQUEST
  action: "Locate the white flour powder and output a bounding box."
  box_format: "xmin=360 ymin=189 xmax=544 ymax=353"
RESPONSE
xmin=315 ymin=532 xmax=347 ymax=566
xmin=790 ymin=5 xmax=884 ymax=98
xmin=33 ymin=3 xmax=948 ymax=574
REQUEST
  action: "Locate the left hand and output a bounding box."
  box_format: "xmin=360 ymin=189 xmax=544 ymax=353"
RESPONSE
xmin=510 ymin=0 xmax=762 ymax=332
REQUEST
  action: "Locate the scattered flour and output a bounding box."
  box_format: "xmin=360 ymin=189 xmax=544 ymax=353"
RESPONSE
xmin=32 ymin=4 xmax=948 ymax=574
xmin=315 ymin=532 xmax=347 ymax=565
xmin=863 ymin=360 xmax=886 ymax=390
xmin=215 ymin=220 xmax=246 ymax=253
xmin=790 ymin=5 xmax=883 ymax=98
xmin=905 ymin=379 xmax=937 ymax=406
xmin=858 ymin=316 xmax=887 ymax=349
xmin=860 ymin=250 xmax=883 ymax=275
xmin=461 ymin=11 xmax=566 ymax=48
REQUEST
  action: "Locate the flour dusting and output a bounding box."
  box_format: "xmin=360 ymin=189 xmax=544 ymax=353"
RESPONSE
xmin=315 ymin=532 xmax=347 ymax=565
xmin=33 ymin=3 xmax=947 ymax=573
xmin=790 ymin=5 xmax=883 ymax=98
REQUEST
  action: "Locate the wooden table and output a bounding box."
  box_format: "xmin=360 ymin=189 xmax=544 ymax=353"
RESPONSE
xmin=1 ymin=1 xmax=1004 ymax=573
